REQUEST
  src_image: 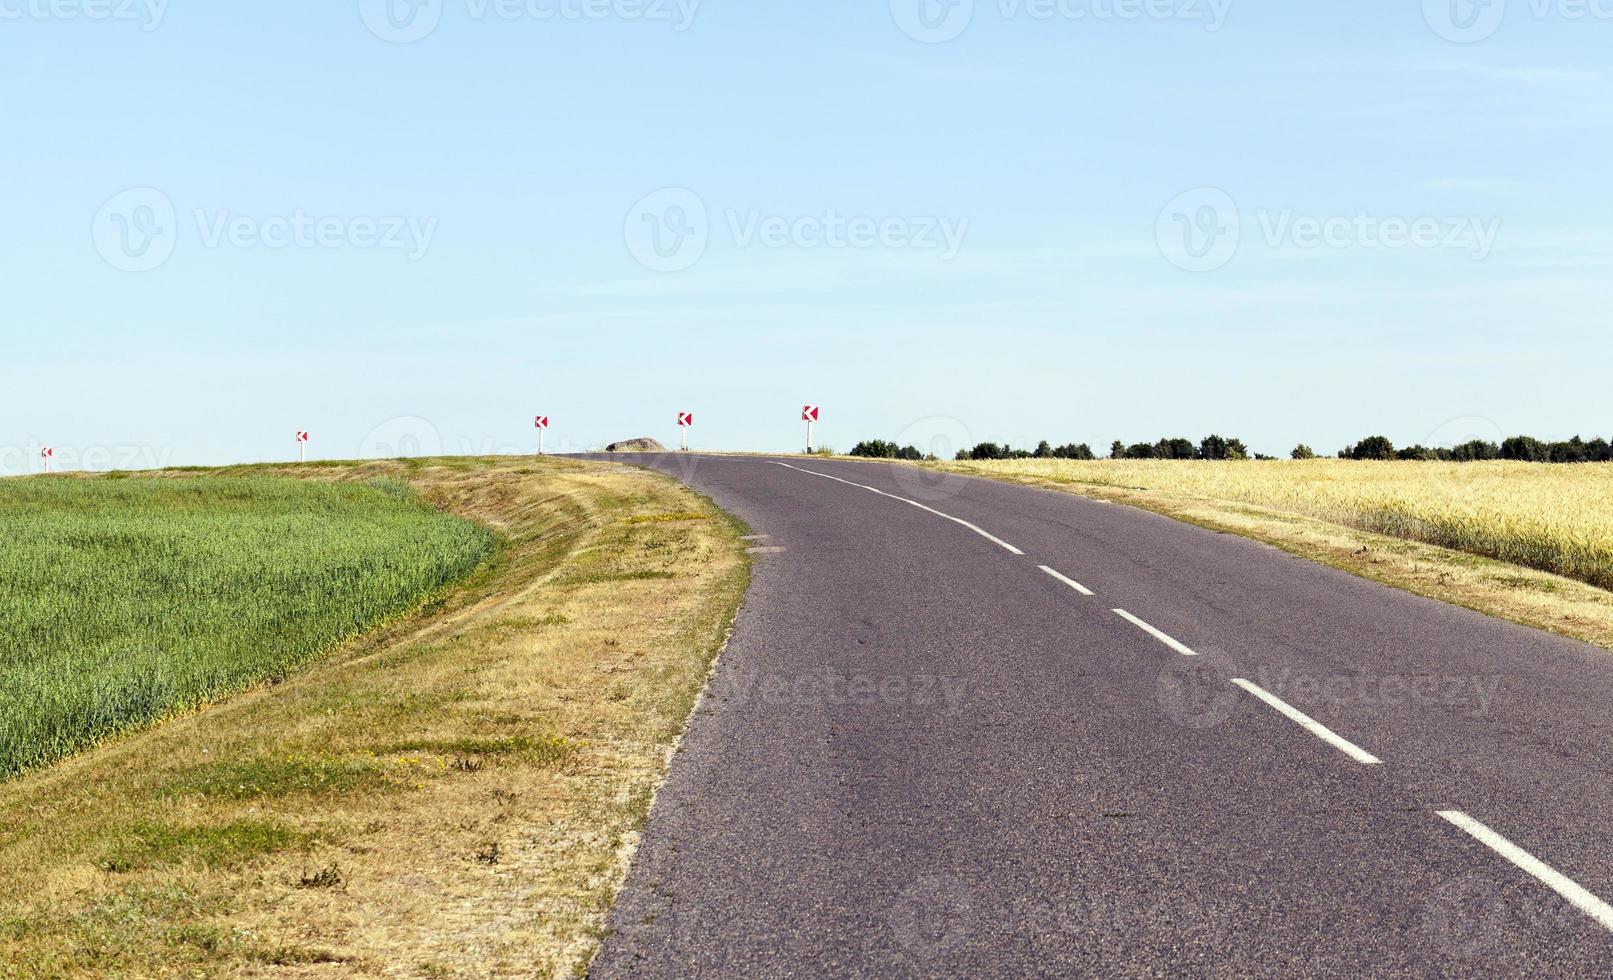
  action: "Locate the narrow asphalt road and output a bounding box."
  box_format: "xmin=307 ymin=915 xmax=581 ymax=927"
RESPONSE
xmin=582 ymin=454 xmax=1613 ymax=978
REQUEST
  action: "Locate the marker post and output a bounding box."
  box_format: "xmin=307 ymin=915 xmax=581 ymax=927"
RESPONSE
xmin=678 ymin=412 xmax=693 ymax=451
xmin=296 ymin=430 xmax=309 ymax=462
xmin=535 ymin=416 xmax=549 ymax=455
xmin=802 ymin=405 xmax=820 ymax=453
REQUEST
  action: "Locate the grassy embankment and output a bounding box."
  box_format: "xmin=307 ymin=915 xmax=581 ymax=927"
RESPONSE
xmin=0 ymin=457 xmax=748 ymax=977
xmin=921 ymin=458 xmax=1613 ymax=649
xmin=0 ymin=476 xmax=495 ymax=778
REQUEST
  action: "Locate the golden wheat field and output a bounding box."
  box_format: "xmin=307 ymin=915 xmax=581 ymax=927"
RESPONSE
xmin=936 ymin=459 xmax=1613 ymax=592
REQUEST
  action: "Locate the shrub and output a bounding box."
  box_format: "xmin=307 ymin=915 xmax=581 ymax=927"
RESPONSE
xmin=1053 ymin=443 xmax=1095 ymax=460
xmin=1155 ymin=438 xmax=1196 ymax=460
xmin=1397 ymin=445 xmax=1447 ymax=461
xmin=1344 ymin=436 xmax=1396 ymax=461
xmin=1550 ymin=437 xmax=1590 ymax=464
xmin=849 ymin=440 xmax=899 ymax=459
xmin=1199 ymin=435 xmax=1249 ymax=461
xmin=1291 ymin=444 xmax=1316 ymax=460
xmin=1500 ymin=436 xmax=1548 ymax=462
xmin=1451 ymin=440 xmax=1500 ymax=462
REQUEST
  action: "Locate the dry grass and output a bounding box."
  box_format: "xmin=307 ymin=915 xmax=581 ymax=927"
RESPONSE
xmin=918 ymin=458 xmax=1613 ymax=650
xmin=0 ymin=456 xmax=749 ymax=978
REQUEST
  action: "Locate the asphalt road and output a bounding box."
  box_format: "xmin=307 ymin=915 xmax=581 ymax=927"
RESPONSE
xmin=582 ymin=454 xmax=1613 ymax=978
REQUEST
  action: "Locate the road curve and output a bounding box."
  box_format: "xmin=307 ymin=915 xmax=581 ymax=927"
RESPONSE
xmin=582 ymin=454 xmax=1613 ymax=978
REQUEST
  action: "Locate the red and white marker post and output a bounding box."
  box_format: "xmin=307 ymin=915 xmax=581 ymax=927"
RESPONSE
xmin=296 ymin=430 xmax=309 ymax=463
xmin=534 ymin=415 xmax=549 ymax=455
xmin=677 ymin=411 xmax=694 ymax=452
xmin=40 ymin=446 xmax=53 ymax=474
xmin=802 ymin=405 xmax=820 ymax=453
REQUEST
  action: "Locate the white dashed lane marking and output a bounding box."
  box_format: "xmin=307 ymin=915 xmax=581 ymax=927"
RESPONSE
xmin=771 ymin=462 xmax=1024 ymax=556
xmin=1112 ymin=609 xmax=1198 ymax=657
xmin=1438 ymin=810 xmax=1613 ymax=934
xmin=1039 ymin=565 xmax=1095 ymax=596
xmin=1231 ymin=678 xmax=1383 ymax=765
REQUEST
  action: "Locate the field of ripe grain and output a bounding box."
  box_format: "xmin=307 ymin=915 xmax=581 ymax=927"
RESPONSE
xmin=938 ymin=459 xmax=1613 ymax=593
xmin=0 ymin=475 xmax=494 ymax=778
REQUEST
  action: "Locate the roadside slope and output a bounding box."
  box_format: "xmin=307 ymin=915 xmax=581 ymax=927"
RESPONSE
xmin=0 ymin=456 xmax=748 ymax=978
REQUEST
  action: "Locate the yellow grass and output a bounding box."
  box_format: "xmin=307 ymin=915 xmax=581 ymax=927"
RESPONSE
xmin=0 ymin=456 xmax=749 ymax=978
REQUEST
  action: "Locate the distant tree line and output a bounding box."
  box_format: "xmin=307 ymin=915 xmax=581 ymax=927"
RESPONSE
xmin=847 ymin=440 xmax=929 ymax=461
xmin=850 ymin=432 xmax=1613 ymax=465
xmin=1107 ymin=434 xmax=1252 ymax=461
xmin=953 ymin=441 xmax=1098 ymax=461
xmin=848 ymin=439 xmax=1097 ymax=460
xmin=1334 ymin=434 xmax=1613 ymax=463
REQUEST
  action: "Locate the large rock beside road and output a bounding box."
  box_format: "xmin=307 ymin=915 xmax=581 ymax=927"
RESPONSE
xmin=605 ymin=438 xmax=669 ymax=453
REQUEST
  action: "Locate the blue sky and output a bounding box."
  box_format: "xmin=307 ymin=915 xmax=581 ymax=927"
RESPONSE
xmin=3 ymin=0 xmax=1610 ymax=471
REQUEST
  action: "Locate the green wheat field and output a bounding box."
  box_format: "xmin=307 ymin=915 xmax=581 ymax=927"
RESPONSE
xmin=0 ymin=475 xmax=494 ymax=779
